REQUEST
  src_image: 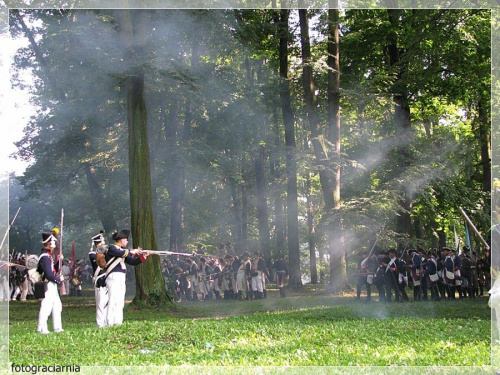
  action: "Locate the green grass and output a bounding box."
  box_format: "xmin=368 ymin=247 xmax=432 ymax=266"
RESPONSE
xmin=8 ymin=285 xmax=491 ymax=367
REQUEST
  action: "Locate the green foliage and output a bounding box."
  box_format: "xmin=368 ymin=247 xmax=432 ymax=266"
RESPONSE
xmin=7 ymin=9 xmax=492 ymax=281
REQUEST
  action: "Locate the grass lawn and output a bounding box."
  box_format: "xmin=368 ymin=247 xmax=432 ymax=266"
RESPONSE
xmin=7 ymin=284 xmax=492 ymax=372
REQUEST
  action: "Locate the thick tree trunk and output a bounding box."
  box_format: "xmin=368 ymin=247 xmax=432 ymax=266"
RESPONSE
xmin=116 ymin=9 xmax=171 ymax=307
xmin=387 ymin=8 xmax=413 ymax=247
xmin=126 ymin=73 xmax=168 ymax=306
xmin=279 ymin=7 xmax=301 ymax=288
xmin=327 ymin=4 xmax=348 ymax=292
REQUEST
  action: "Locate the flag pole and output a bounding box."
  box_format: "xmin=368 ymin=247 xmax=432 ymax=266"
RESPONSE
xmin=459 ymin=207 xmax=490 ymax=251
xmin=59 ymin=209 xmax=66 ymax=295
xmin=0 ymin=207 xmax=21 ymax=251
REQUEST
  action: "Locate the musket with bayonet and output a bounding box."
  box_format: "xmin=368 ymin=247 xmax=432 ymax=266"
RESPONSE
xmin=459 ymin=207 xmax=490 ymax=251
xmin=199 ymin=268 xmax=231 ymax=281
xmin=0 ymin=207 xmax=21 ymax=251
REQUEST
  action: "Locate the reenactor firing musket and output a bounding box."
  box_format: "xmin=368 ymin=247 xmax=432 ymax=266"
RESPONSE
xmin=0 ymin=260 xmax=27 ymax=270
xmin=360 ymin=239 xmax=378 ymax=270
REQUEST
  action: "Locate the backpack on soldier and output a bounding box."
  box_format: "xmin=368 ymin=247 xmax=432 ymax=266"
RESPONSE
xmin=95 ymin=244 xmax=109 ymax=269
xmin=27 ymin=253 xmax=50 ymax=299
xmin=27 ymin=253 xmax=49 ymax=284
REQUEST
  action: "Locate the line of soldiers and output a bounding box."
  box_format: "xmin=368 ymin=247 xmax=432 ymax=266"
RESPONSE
xmin=162 ymin=250 xmax=289 ymax=301
xmin=0 ymin=255 xmax=33 ymax=302
xmin=2 ymin=254 xmax=92 ymax=301
xmin=356 ymin=246 xmax=491 ymax=303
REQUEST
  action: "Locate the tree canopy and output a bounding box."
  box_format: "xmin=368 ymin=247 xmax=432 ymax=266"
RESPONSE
xmin=8 ymin=8 xmax=491 ymax=291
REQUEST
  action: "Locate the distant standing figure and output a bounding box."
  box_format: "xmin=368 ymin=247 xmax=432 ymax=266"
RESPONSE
xmin=89 ymin=230 xmax=109 ymax=328
xmin=272 ymin=254 xmax=288 ymax=298
xmin=61 ymin=260 xmax=70 ymax=295
xmin=0 ymin=263 xmax=9 ymax=302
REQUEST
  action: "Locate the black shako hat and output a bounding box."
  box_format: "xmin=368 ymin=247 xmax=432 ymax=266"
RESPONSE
xmin=42 ymin=232 xmax=56 ymax=244
xmin=92 ymin=230 xmax=105 ymax=245
xmin=112 ymin=229 xmax=130 ymax=241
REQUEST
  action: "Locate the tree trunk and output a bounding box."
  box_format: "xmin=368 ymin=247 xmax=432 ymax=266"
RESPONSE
xmin=327 ymin=4 xmax=348 ymax=292
xmin=167 ymin=37 xmax=198 ymax=251
xmin=270 ymin=105 xmax=286 ymax=258
xmin=255 ymin=144 xmax=271 ymax=260
xmin=478 ymin=98 xmax=491 ymax=193
xmin=165 ymin=99 xmax=185 ymax=251
xmin=306 ymin=171 xmax=318 ymax=284
xmin=168 ymin=167 xmax=185 ymax=252
xmin=386 ymin=8 xmax=413 ymax=247
xmin=126 ymin=72 xmax=168 ymax=306
xmin=241 ymin=179 xmax=248 ymax=252
xmin=116 ymin=9 xmax=171 ymax=307
xmin=270 ymin=9 xmax=286 ymax=260
xmin=298 ymin=7 xmax=335 ymax=211
xmin=278 ymin=6 xmax=301 ymax=288
xmin=229 ymin=173 xmax=243 ymax=254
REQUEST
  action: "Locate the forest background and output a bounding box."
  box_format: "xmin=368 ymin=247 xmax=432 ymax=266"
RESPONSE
xmin=1 ymin=3 xmax=494 ymax=304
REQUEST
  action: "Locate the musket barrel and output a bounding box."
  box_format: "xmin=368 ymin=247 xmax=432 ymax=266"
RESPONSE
xmin=138 ymin=250 xmax=193 ymax=257
xmin=360 ymin=239 xmax=378 ymax=269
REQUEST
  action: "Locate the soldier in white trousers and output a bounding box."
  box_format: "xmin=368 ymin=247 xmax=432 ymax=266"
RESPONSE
xmin=251 ymin=252 xmax=263 ymax=299
xmin=0 ymin=264 xmax=9 ymax=301
xmin=104 ymin=230 xmax=148 ymax=326
xmin=37 ymin=232 xmax=63 ymax=334
xmin=236 ymin=252 xmax=251 ymax=300
xmin=89 ymin=231 xmax=109 ymax=328
xmin=61 ymin=260 xmax=71 ymax=295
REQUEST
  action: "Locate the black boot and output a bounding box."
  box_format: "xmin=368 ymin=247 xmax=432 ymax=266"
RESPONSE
xmin=279 ymin=286 xmax=286 ymax=298
xmin=263 ymin=289 xmax=267 ymax=299
xmin=238 ymin=291 xmax=243 ymax=300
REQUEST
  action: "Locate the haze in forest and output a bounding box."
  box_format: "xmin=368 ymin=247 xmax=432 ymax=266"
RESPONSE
xmin=5 ymin=9 xmax=491 ymax=293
